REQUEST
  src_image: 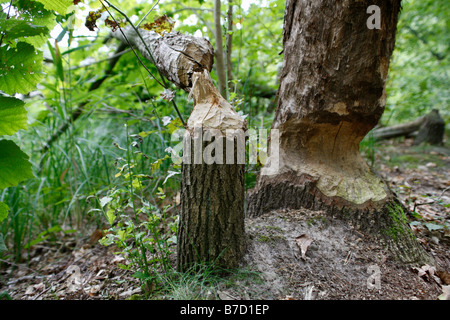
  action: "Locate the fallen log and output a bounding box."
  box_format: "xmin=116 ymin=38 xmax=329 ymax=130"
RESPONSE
xmin=372 ymin=109 xmax=445 ymax=145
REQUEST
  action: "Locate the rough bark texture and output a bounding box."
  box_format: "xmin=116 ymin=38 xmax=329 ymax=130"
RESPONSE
xmin=177 ymin=137 xmax=246 ymax=271
xmin=113 ymin=27 xmax=214 ymax=91
xmin=247 ymin=0 xmax=433 ymax=265
xmin=177 ymin=71 xmax=246 ymax=271
xmin=113 ymin=26 xmax=245 ymax=270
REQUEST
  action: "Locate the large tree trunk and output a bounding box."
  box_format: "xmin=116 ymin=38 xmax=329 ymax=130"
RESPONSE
xmin=247 ymin=0 xmax=433 ymax=265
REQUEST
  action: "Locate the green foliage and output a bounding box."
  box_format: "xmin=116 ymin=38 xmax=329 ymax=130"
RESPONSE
xmin=98 ymin=124 xmax=178 ymax=296
xmin=0 ymin=202 xmax=8 ymax=223
xmin=0 ymin=42 xmax=44 ymax=94
xmin=0 ymin=0 xmax=71 ymax=257
xmin=385 ymin=0 xmax=449 ymax=124
xmin=38 ymin=0 xmax=73 ymax=16
xmin=0 ymin=140 xmax=34 ymax=189
xmin=0 ymin=96 xmax=28 ymax=136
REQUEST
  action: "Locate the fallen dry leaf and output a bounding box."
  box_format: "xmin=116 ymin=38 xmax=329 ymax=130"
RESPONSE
xmin=295 ymin=234 xmax=313 ymax=260
xmin=438 ymin=285 xmax=450 ymax=300
xmin=412 ymin=264 xmax=441 ymax=284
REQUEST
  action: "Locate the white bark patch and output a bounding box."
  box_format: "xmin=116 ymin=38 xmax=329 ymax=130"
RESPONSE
xmin=333 ymin=102 xmax=348 ymax=115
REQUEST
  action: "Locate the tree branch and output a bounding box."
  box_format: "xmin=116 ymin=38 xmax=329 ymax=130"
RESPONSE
xmin=406 ymin=26 xmax=445 ymax=61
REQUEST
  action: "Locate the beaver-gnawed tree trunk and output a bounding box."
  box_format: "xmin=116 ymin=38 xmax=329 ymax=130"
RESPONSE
xmin=113 ymin=27 xmax=246 ymax=271
xmin=247 ymin=0 xmax=433 ymax=265
xmin=177 ymin=71 xmax=247 ymax=271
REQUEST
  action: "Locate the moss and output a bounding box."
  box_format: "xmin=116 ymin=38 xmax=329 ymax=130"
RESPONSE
xmin=388 ymin=153 xmax=444 ymax=169
xmin=257 ymin=234 xmax=285 ymax=243
xmin=382 ymin=202 xmax=414 ymax=241
xmin=264 ymin=225 xmax=283 ymax=233
xmin=318 ymin=169 xmax=388 ymax=205
xmin=257 ymin=235 xmax=272 ymax=242
xmin=307 ymin=215 xmax=326 ymax=226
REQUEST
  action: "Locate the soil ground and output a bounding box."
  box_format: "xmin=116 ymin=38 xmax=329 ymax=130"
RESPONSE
xmin=0 ymin=138 xmax=449 ymax=300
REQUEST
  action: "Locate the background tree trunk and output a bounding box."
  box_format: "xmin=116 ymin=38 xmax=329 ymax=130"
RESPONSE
xmin=413 ymin=109 xmax=445 ymax=145
xmin=226 ymin=0 xmax=234 ymax=89
xmin=247 ymin=0 xmax=433 ymax=265
xmin=214 ymin=0 xmax=227 ymax=97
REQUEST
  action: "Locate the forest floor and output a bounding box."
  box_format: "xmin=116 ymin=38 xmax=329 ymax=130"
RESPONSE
xmin=0 ymin=138 xmax=449 ymax=300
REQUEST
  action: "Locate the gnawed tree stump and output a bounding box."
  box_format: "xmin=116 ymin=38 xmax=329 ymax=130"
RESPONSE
xmin=177 ymin=71 xmax=247 ymax=271
xmin=113 ymin=27 xmax=246 ymax=271
xmin=247 ymin=0 xmax=433 ymax=266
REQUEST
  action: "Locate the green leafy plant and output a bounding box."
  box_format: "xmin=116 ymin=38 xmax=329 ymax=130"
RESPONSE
xmin=0 ymin=0 xmax=75 ymax=252
xmin=98 ymin=123 xmax=178 ymax=296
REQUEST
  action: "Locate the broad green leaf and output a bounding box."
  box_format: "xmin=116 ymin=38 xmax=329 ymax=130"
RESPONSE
xmin=0 ymin=140 xmax=34 ymax=189
xmin=35 ymin=0 xmax=73 ymax=15
xmin=0 ymin=18 xmax=49 ymax=44
xmin=106 ymin=208 xmax=116 ymax=226
xmin=0 ymin=96 xmax=28 ymax=136
xmin=99 ymin=196 xmax=113 ymax=208
xmin=0 ymin=201 xmax=9 ymax=223
xmin=0 ymin=42 xmax=44 ymax=95
xmin=15 ymin=0 xmax=57 ymax=48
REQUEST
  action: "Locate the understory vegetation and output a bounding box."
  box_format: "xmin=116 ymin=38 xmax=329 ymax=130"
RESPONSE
xmin=0 ymin=0 xmax=448 ymax=299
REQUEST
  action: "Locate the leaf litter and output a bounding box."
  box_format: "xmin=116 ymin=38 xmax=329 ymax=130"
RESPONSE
xmin=0 ymin=138 xmax=449 ymax=300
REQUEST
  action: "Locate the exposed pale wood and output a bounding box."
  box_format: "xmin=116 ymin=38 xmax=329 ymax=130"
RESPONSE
xmin=113 ymin=25 xmax=246 ymax=270
xmin=178 ymin=71 xmax=246 ymax=271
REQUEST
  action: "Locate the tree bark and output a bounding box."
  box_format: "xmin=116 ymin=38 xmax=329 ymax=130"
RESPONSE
xmin=226 ymin=1 xmax=234 ymax=89
xmin=372 ymin=115 xmax=426 ymax=140
xmin=413 ymin=109 xmax=445 ymax=145
xmin=247 ymin=0 xmax=433 ymax=265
